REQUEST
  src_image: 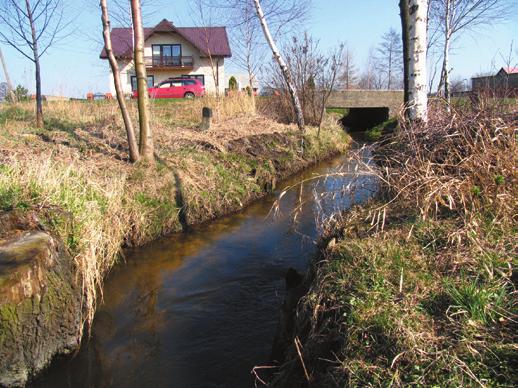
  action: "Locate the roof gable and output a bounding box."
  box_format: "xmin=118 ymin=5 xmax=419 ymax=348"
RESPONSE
xmin=100 ymin=19 xmax=231 ymax=59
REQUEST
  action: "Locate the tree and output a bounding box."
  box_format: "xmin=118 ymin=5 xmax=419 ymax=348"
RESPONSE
xmin=339 ymin=45 xmax=358 ymax=90
xmin=316 ymin=44 xmax=344 ymax=133
xmin=228 ymin=76 xmax=238 ymax=90
xmin=358 ymin=48 xmax=385 ymax=90
xmin=0 ymin=0 xmax=69 ymax=127
xmin=228 ymin=0 xmax=265 ymax=106
xmin=450 ymin=75 xmax=468 ymax=93
xmin=402 ymin=0 xmax=428 ymax=122
xmin=253 ymin=0 xmax=305 ymax=131
xmin=375 ymin=28 xmax=403 ymax=90
xmin=430 ymin=0 xmax=510 ymax=104
xmin=7 ymin=84 xmax=29 ymax=102
xmin=130 ymin=0 xmax=154 ymax=162
xmin=100 ymin=0 xmax=139 ymax=162
xmin=191 ymin=0 xmax=223 ymax=97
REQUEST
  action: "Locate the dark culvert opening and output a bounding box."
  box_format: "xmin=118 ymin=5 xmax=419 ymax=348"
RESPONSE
xmin=341 ymin=107 xmax=389 ymax=132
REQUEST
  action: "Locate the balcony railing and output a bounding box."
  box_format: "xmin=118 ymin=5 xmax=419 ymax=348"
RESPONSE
xmin=145 ymin=56 xmax=194 ymax=69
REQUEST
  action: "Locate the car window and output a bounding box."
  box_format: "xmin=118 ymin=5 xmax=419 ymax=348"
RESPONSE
xmin=158 ymin=82 xmax=171 ymax=88
xmin=183 ymin=80 xmax=196 ymax=86
xmin=171 ymin=81 xmax=183 ymax=87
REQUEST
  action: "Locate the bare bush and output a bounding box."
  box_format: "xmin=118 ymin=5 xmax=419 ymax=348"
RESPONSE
xmin=260 ymin=34 xmax=343 ymax=127
xmin=373 ymin=105 xmax=517 ymax=225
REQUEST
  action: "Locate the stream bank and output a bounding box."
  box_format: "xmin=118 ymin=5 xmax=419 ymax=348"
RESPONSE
xmin=268 ymin=109 xmax=517 ymax=387
xmin=0 ymin=103 xmax=349 ymax=387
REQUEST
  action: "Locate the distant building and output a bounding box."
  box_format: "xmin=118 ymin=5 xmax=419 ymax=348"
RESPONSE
xmin=224 ymin=73 xmax=259 ymax=94
xmin=471 ymin=67 xmax=518 ymax=96
xmin=0 ymin=82 xmax=7 ymax=102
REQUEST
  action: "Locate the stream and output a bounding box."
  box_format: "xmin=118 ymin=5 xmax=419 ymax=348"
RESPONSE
xmin=32 ymin=141 xmax=377 ymax=388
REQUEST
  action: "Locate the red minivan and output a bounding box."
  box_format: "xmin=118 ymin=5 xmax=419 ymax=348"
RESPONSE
xmin=132 ymin=78 xmax=205 ymax=99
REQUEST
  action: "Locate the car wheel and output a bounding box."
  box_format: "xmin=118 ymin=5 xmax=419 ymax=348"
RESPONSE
xmin=184 ymin=92 xmax=195 ymax=99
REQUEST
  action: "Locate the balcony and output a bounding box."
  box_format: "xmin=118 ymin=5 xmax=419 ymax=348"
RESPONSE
xmin=145 ymin=56 xmax=194 ymax=70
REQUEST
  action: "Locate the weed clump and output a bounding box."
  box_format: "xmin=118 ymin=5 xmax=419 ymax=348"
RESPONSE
xmin=270 ymin=105 xmax=517 ymax=387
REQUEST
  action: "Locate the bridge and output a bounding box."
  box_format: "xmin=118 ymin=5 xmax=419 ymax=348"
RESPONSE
xmin=327 ymin=90 xmax=404 ymax=129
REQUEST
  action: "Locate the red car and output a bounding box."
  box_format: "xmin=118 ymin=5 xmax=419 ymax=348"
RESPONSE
xmin=133 ymin=78 xmax=205 ymax=99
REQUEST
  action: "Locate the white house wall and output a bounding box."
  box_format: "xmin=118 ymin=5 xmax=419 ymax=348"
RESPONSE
xmin=108 ymin=32 xmax=225 ymax=96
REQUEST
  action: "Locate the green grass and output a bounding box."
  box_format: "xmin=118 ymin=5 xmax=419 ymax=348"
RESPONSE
xmin=325 ymin=107 xmax=348 ymax=116
xmin=273 ymin=213 xmax=517 ymax=387
xmin=365 ymin=117 xmax=398 ymax=141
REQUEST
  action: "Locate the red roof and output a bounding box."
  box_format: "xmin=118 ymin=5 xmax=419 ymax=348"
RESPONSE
xmin=100 ymin=19 xmax=231 ymax=59
xmin=502 ymin=67 xmax=518 ymax=74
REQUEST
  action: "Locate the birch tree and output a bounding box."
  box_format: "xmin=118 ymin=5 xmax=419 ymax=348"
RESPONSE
xmin=130 ymin=0 xmax=154 ymax=162
xmin=100 ymin=0 xmax=139 ymax=162
xmin=402 ymin=0 xmax=428 ymax=122
xmin=253 ymin=0 xmax=305 ymax=131
xmin=0 ymin=0 xmax=68 ymax=128
xmin=430 ymin=0 xmax=510 ymax=104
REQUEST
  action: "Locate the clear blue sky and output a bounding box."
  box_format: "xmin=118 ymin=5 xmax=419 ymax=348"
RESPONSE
xmin=1 ymin=0 xmax=516 ymax=97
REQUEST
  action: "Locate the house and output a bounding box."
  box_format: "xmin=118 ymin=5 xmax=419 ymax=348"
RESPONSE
xmin=0 ymin=82 xmax=7 ymax=102
xmin=100 ymin=19 xmax=232 ymax=96
xmin=224 ymin=73 xmax=260 ymax=95
xmin=471 ymin=67 xmax=518 ymax=96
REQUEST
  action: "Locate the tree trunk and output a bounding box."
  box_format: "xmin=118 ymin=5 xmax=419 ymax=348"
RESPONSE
xmin=248 ymin=68 xmax=256 ymax=109
xmin=443 ymin=35 xmax=450 ymax=104
xmin=407 ymin=0 xmax=428 ymax=122
xmin=253 ymin=0 xmax=305 ymax=131
xmin=399 ymin=0 xmax=410 ymax=106
xmin=0 ymin=47 xmax=16 ymax=102
xmin=25 ymin=0 xmax=43 ymax=128
xmin=436 ymin=0 xmax=451 ymax=108
xmin=100 ymin=0 xmax=139 ymax=163
xmin=130 ymin=0 xmax=154 ymax=163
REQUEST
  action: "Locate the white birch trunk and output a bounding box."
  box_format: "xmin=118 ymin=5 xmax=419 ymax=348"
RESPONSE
xmin=436 ymin=0 xmax=451 ymax=107
xmin=408 ymin=0 xmax=428 ymax=122
xmin=253 ymin=0 xmax=305 ymax=131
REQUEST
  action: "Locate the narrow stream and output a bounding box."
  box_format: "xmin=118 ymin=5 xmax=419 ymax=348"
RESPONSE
xmin=33 ymin=141 xmax=377 ymax=388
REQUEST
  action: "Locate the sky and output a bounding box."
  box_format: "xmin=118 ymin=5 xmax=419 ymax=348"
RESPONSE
xmin=0 ymin=0 xmax=516 ymax=97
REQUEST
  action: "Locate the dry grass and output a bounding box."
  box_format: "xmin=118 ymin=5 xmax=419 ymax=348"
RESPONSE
xmin=0 ymin=96 xmax=349 ymax=332
xmin=269 ymin=104 xmax=518 ymax=387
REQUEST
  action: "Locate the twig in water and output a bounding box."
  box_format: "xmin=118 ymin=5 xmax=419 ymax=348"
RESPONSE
xmin=294 ymin=336 xmax=311 ymax=383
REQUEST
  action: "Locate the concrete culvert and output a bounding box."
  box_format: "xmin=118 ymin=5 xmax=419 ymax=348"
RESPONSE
xmin=341 ymin=107 xmax=390 ymax=132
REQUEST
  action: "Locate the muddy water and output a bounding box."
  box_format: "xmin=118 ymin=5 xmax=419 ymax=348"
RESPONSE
xmin=33 ymin=144 xmax=377 ymax=388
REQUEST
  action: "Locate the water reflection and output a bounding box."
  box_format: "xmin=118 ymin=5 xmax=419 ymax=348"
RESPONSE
xmin=32 ymin=144 xmax=377 ymax=388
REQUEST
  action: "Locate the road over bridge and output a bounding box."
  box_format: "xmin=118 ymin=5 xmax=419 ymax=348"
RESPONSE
xmin=327 ymin=90 xmax=404 ymax=130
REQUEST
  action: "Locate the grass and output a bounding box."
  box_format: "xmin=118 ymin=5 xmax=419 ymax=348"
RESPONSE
xmin=270 ymin=102 xmax=517 ymax=387
xmin=0 ymin=96 xmax=350 ymax=330
xmin=365 ymin=117 xmax=398 ymax=141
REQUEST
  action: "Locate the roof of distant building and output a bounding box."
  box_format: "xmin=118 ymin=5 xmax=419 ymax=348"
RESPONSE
xmin=501 ymin=67 xmax=518 ymax=75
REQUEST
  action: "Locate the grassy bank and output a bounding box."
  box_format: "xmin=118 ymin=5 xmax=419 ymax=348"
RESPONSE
xmin=0 ymin=97 xmax=350 ymax=327
xmin=271 ymin=106 xmax=517 ymax=386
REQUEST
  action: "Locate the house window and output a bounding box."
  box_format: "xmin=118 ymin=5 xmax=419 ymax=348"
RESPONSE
xmin=131 ymin=75 xmax=155 ymax=91
xmin=182 ymin=74 xmax=205 ymax=85
xmin=152 ymin=44 xmax=182 ymax=66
